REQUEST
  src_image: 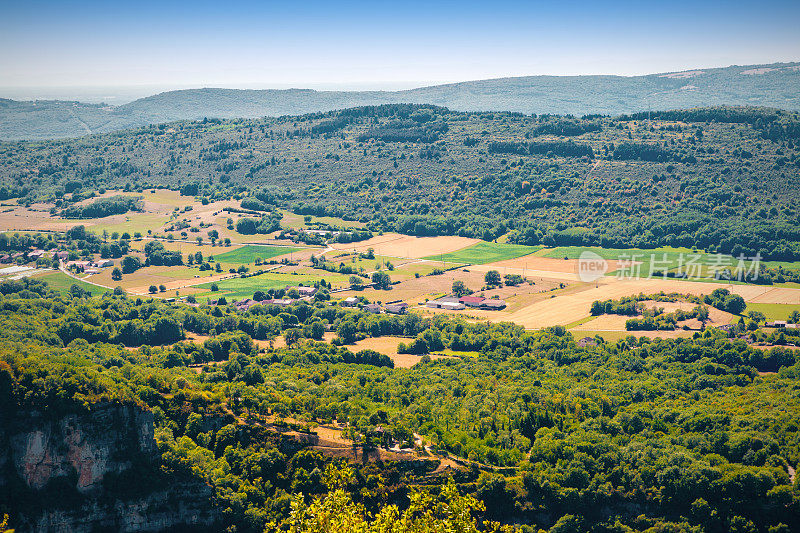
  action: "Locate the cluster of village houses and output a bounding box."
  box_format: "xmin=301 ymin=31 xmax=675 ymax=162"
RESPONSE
xmin=225 ymin=290 xmax=507 ymax=316
xmin=64 ymin=258 xmax=114 ymax=274
xmin=425 ymin=295 xmax=506 ymax=310
xmin=0 ymin=248 xmax=56 ymax=264
xmin=3 ymin=248 xmax=509 ymax=316
xmin=765 ymin=320 xmax=799 ymax=329
xmin=0 ymin=247 xmax=118 ymax=277
xmin=222 ymin=286 xmax=322 ymax=312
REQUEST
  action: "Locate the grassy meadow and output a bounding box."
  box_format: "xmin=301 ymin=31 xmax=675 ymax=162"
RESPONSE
xmin=34 ymin=271 xmax=105 ymax=297
xmin=214 ymin=244 xmax=305 ymax=264
xmin=424 ymin=241 xmax=541 ymax=265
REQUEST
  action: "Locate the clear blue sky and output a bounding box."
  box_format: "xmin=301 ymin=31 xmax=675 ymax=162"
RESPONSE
xmin=1 ymin=0 xmax=799 ymax=89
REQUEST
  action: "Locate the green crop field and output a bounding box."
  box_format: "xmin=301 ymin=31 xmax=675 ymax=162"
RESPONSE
xmin=213 ymin=244 xmax=305 ymax=264
xmin=745 ymin=303 xmax=800 ymax=321
xmin=196 ymin=272 xmax=321 ymax=301
xmin=280 ymin=210 xmax=366 ymax=230
xmin=424 ymin=241 xmax=541 ymax=265
xmin=34 ymin=271 xmax=107 ymax=297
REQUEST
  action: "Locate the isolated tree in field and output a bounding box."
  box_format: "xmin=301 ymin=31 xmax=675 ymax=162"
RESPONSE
xmin=484 ymin=270 xmax=501 ymax=287
xmin=349 ymin=275 xmax=363 ymax=290
xmin=148 ymin=285 xmax=158 ymax=294
xmin=121 ymin=255 xmax=141 ymax=274
xmin=111 ymin=267 xmax=122 ymax=281
xmin=159 ymin=284 xmax=166 ymax=292
xmin=452 ymin=280 xmax=469 ymax=296
xmin=69 ymin=284 xmax=89 ymax=298
xmin=372 ymin=271 xmax=391 ymax=290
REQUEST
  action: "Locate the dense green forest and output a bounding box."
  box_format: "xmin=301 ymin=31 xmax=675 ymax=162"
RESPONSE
xmin=1 ymin=104 xmax=799 ymax=259
xmin=1 ymin=278 xmax=799 ymax=531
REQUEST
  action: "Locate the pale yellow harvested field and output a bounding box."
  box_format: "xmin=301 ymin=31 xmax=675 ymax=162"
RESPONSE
xmin=571 ymin=304 xmax=733 ymax=332
xmin=642 ymin=301 xmax=696 ymax=312
xmin=573 ymin=325 xmax=696 ymax=339
xmin=572 ymin=315 xmax=628 ymax=330
xmin=418 ymin=306 xmax=500 ymax=321
xmin=331 ymin=233 xmax=479 ymax=259
xmin=254 ymin=332 xmax=338 ymax=351
xmin=126 ymin=271 xmax=236 ymax=295
xmin=350 ymin=336 xmax=452 ymax=368
xmin=0 ymin=207 xmax=78 ymax=231
xmin=0 ymin=189 xmax=240 ymax=236
xmin=639 ymin=300 xmax=735 ymax=325
xmin=748 ymin=287 xmax=800 ymax=304
xmin=186 ymin=332 xmax=212 ymax=344
xmin=499 ymin=278 xmax=800 ymax=329
xmin=79 ymin=189 xmax=236 ymax=218
xmin=337 ymin=268 xmax=488 ymax=304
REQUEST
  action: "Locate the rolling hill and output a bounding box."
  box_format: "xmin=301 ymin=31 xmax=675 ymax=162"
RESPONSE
xmin=1 ymin=62 xmax=799 ymax=140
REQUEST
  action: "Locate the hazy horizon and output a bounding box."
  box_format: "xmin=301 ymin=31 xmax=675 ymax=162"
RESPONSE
xmin=2 ymin=59 xmax=800 ymax=105
xmin=2 ymin=0 xmax=799 ymax=100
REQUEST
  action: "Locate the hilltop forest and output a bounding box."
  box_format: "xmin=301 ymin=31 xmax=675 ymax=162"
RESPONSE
xmin=1 ymin=104 xmax=799 ymax=260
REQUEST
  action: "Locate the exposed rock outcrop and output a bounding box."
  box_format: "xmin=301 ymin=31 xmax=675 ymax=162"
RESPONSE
xmin=4 ymin=404 xmax=154 ymax=493
xmin=0 ymin=403 xmax=220 ymax=532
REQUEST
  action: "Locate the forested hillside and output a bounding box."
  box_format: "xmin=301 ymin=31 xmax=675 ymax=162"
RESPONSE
xmin=1 ymin=62 xmax=799 ymax=140
xmin=0 ymin=278 xmax=798 ymax=531
xmin=2 ymin=104 xmax=799 ymax=259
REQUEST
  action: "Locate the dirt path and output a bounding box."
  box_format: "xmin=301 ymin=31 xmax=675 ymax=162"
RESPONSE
xmin=59 ymin=264 xmax=112 ymax=290
xmin=68 ymin=108 xmax=92 ymax=135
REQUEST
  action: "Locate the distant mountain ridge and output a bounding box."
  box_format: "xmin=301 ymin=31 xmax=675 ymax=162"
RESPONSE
xmin=2 ymin=62 xmax=799 ymax=140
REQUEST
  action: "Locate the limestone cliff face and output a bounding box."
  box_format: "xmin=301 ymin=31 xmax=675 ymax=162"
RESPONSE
xmin=0 ymin=403 xmax=221 ymax=532
xmin=4 ymin=403 xmax=154 ymax=493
